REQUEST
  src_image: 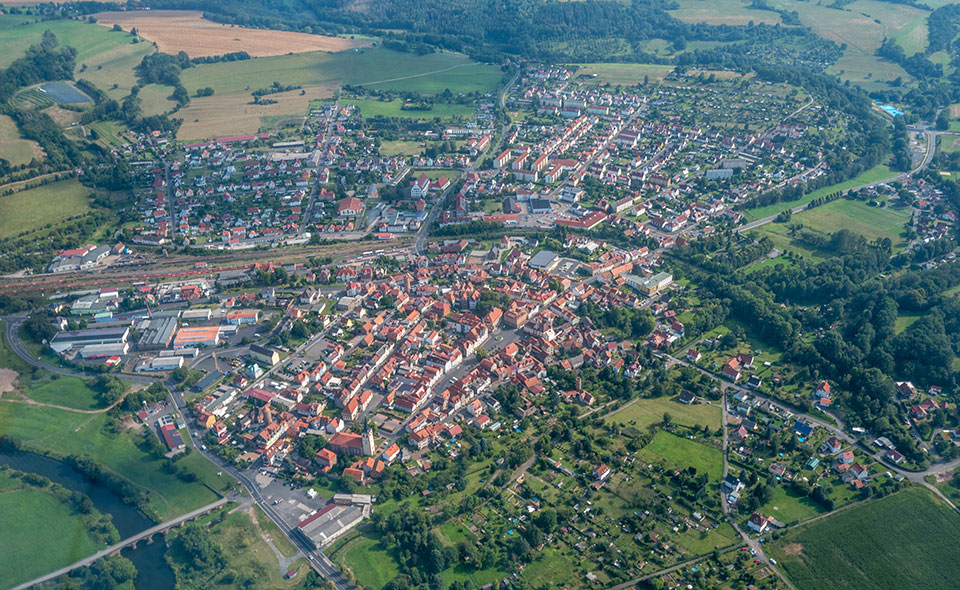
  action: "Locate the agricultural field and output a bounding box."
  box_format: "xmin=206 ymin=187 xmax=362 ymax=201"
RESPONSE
xmin=0 ymin=179 xmax=92 ymax=240
xmin=0 ymin=472 xmax=104 ymax=588
xmin=570 ymin=63 xmax=674 ymax=85
xmin=769 ymin=488 xmax=960 ymax=590
xmin=0 ymin=15 xmax=134 ymax=68
xmin=670 ymin=0 xmax=782 ymax=26
xmin=0 ymin=113 xmax=41 ymax=167
xmin=636 ymin=431 xmax=724 ymax=480
xmin=172 ymin=48 xmax=498 ymax=139
xmin=93 ymin=10 xmax=370 ymax=58
xmin=759 ymin=199 xmax=912 ymax=248
xmin=605 ymin=396 xmax=722 ymax=430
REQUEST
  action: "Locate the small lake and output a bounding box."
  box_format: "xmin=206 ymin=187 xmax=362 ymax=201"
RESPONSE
xmin=0 ymin=450 xmax=176 ymax=590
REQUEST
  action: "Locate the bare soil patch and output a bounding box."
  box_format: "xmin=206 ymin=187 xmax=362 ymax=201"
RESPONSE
xmin=93 ymin=10 xmax=371 ymax=58
xmin=0 ymin=369 xmax=19 ymax=394
xmin=950 ymin=104 xmax=960 ymax=118
xmin=782 ymin=542 xmax=804 ymax=556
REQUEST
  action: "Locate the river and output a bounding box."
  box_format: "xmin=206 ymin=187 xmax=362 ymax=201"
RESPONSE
xmin=0 ymin=450 xmax=176 ymax=590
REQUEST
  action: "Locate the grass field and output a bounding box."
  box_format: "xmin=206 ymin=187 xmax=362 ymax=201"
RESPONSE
xmin=174 ymin=48 xmax=497 ymax=139
xmin=637 ymin=431 xmax=723 ymax=480
xmin=743 ymin=164 xmax=897 ymax=221
xmin=0 ymin=16 xmax=134 ymax=68
xmin=168 ymin=507 xmax=308 ymax=589
xmin=769 ymin=487 xmax=960 ymax=590
xmin=670 ymin=0 xmax=782 ymax=26
xmin=675 ymin=522 xmax=738 ymax=554
xmin=0 ymin=478 xmax=102 ymax=588
xmin=0 ymin=179 xmax=92 ymax=240
xmin=344 ymin=98 xmax=476 ymax=119
xmin=0 ymin=113 xmax=40 ymax=167
xmin=571 ymin=63 xmax=674 ymax=85
xmin=759 ymin=485 xmax=826 ymax=524
xmin=336 ymin=531 xmax=400 ymax=590
xmin=759 ymin=199 xmax=911 ymax=247
xmin=605 ymin=396 xmax=721 ymax=430
xmin=24 ymin=376 xmax=107 ymax=411
xmin=0 ymin=402 xmax=230 ymax=521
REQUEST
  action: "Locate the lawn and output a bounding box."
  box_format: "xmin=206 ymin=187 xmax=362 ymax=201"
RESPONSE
xmin=0 ymin=479 xmax=102 ymax=588
xmin=758 ymin=485 xmax=826 ymax=524
xmin=637 ymin=431 xmax=724 ymax=481
xmin=759 ymin=198 xmax=911 ymax=248
xmin=769 ymin=487 xmax=960 ymax=590
xmin=0 ymin=402 xmax=229 ymax=521
xmin=0 ymin=178 xmax=92 ymax=240
xmin=606 ymin=396 xmax=722 ymax=430
xmin=25 ymin=376 xmax=107 ymax=411
xmin=0 ymin=113 xmax=39 ymax=167
xmin=675 ymin=521 xmax=738 ymax=554
xmin=743 ymin=164 xmax=897 ymax=220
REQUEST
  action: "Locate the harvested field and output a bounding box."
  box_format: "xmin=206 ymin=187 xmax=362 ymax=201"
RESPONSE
xmin=175 ymin=84 xmax=337 ymax=141
xmin=93 ymin=10 xmax=371 ymax=58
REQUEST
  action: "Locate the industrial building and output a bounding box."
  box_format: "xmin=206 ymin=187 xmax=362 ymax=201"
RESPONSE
xmin=50 ymin=327 xmax=130 ymax=354
xmin=173 ymin=326 xmax=221 ymax=348
xmin=527 ymin=250 xmax=560 ymax=272
xmin=293 ymin=494 xmax=372 ymax=550
xmin=135 ymin=356 xmax=185 ymax=372
xmin=137 ymin=315 xmax=179 ymax=351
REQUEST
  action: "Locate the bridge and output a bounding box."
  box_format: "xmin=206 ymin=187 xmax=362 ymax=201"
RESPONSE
xmin=11 ymin=498 xmax=229 ymax=590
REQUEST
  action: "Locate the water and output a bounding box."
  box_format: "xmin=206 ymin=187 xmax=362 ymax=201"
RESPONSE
xmin=0 ymin=450 xmax=176 ymax=589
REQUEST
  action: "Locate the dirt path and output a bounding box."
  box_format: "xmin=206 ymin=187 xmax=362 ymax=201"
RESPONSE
xmin=358 ymin=63 xmax=472 ymax=87
xmin=0 ymin=387 xmax=135 ymax=414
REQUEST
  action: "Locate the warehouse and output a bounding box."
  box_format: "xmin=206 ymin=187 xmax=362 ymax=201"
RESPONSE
xmin=172 ymin=326 xmax=220 ymax=348
xmin=293 ymin=495 xmax=372 ymax=550
xmin=50 ymin=327 xmax=129 ymax=354
xmin=137 ymin=315 xmax=179 ymax=351
xmin=135 ymin=356 xmax=185 ymax=372
xmin=79 ymin=342 xmax=130 ymax=359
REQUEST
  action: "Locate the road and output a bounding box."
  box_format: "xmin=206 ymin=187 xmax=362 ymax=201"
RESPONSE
xmin=415 ymin=66 xmax=520 ymax=255
xmin=302 ymin=93 xmax=342 ymax=236
xmin=10 ymin=498 xmax=229 ymax=590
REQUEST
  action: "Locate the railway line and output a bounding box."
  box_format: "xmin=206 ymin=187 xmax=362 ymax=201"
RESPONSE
xmin=0 ymin=238 xmax=414 ymax=295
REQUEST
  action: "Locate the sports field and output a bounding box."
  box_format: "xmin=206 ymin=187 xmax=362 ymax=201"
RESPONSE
xmin=605 ymin=396 xmax=722 ymax=430
xmin=769 ymin=487 xmax=960 ymax=590
xmin=93 ymin=10 xmax=370 ymax=58
xmin=0 ymin=179 xmax=92 ymax=240
xmin=0 ymin=113 xmax=41 ymax=167
xmin=637 ymin=431 xmax=723 ymax=480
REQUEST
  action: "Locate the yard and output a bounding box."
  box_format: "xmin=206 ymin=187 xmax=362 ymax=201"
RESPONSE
xmin=636 ymin=431 xmax=724 ymax=481
xmin=605 ymin=396 xmax=722 ymax=430
xmin=769 ymin=487 xmax=960 ymax=590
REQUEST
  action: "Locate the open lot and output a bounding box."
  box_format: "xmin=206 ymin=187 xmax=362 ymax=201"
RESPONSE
xmin=769 ymin=487 xmax=960 ymax=590
xmin=605 ymin=396 xmax=721 ymax=430
xmin=0 ymin=178 xmax=92 ymax=240
xmin=93 ymin=10 xmax=370 ymax=58
xmin=637 ymin=431 xmax=723 ymax=480
xmin=24 ymin=376 xmax=107 ymax=411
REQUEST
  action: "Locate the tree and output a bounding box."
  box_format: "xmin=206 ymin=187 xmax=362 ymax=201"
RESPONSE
xmin=937 ymin=109 xmax=950 ymax=131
